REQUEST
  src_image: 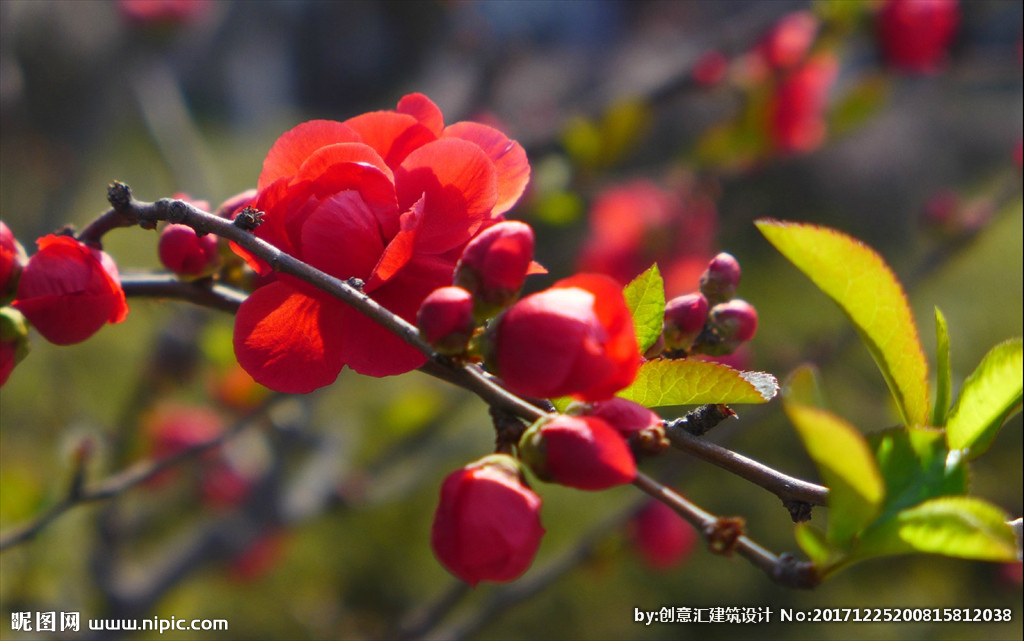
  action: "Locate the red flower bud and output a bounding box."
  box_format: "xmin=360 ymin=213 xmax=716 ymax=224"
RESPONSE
xmin=1 ymin=221 xmax=28 ymax=300
xmin=488 ymin=274 xmax=640 ymax=402
xmin=768 ymin=55 xmax=838 ymax=154
xmin=13 ymin=235 xmax=128 ymax=345
xmin=877 ymin=0 xmax=959 ymax=74
xmin=710 ymin=299 xmax=758 ymax=343
xmin=417 ymin=286 xmax=475 ymax=355
xmin=663 ymin=292 xmax=709 ymax=352
xmin=757 ymin=10 xmax=820 ymax=70
xmin=159 ymin=224 xmax=221 ymax=276
xmin=455 ymin=221 xmax=536 ymax=318
xmin=519 ymin=415 xmax=637 ymax=491
xmin=699 ymin=253 xmax=741 ymax=306
xmin=588 ymin=397 xmax=662 ymax=435
xmin=632 ymin=500 xmax=698 ymax=570
xmin=431 ymin=455 xmax=545 ymax=586
xmin=0 ymin=307 xmax=30 ymax=387
xmin=693 ymin=50 xmax=729 ymax=87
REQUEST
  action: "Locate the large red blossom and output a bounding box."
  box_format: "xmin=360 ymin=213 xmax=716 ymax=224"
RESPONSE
xmin=232 ymin=93 xmax=530 ymax=393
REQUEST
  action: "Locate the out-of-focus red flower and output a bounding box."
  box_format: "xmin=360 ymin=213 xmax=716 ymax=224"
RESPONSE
xmin=231 ymin=93 xmax=530 ymax=393
xmin=227 ymin=531 xmax=289 ymax=583
xmin=144 ymin=404 xmax=224 ymax=488
xmin=117 ymin=0 xmax=212 ymax=26
xmin=877 ymin=0 xmax=959 ymax=74
xmin=13 ymin=235 xmax=128 ymax=345
xmin=431 ymin=455 xmax=544 ymax=586
xmin=417 ymin=286 xmax=475 ymax=355
xmin=632 ymin=500 xmax=698 ymax=570
xmin=519 ymin=414 xmax=637 ymax=491
xmin=210 ymin=362 xmax=270 ymax=412
xmin=769 ymin=54 xmax=838 ymax=154
xmin=488 ymin=274 xmax=639 ymax=402
xmin=577 ymin=179 xmax=717 ymax=294
xmin=1 ymin=222 xmax=27 ymax=300
xmin=159 ymin=224 xmax=220 ymax=276
xmin=757 ymin=10 xmax=820 ymax=70
xmin=454 ymin=220 xmax=538 ymax=318
xmin=693 ymin=50 xmax=729 ymax=87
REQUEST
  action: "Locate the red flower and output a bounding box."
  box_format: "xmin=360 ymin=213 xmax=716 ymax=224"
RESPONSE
xmin=1 ymin=221 xmax=28 ymax=300
xmin=13 ymin=235 xmax=128 ymax=345
xmin=877 ymin=0 xmax=959 ymax=74
xmin=769 ymin=54 xmax=838 ymax=154
xmin=757 ymin=10 xmax=820 ymax=70
xmin=232 ymin=93 xmax=530 ymax=393
xmin=519 ymin=414 xmax=637 ymax=491
xmin=577 ymin=179 xmax=716 ymax=294
xmin=488 ymin=274 xmax=640 ymax=402
xmin=632 ymin=501 xmax=698 ymax=570
xmin=431 ymin=455 xmax=545 ymax=586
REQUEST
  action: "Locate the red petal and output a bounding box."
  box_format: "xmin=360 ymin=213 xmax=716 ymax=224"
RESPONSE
xmin=258 ymin=120 xmax=360 ymax=189
xmin=230 ymin=177 xmax=293 ymax=275
xmin=396 ymin=138 xmax=498 ymax=254
xmin=397 ymin=93 xmax=445 ymax=137
xmin=365 ymin=195 xmax=424 ymax=291
xmin=298 ymin=192 xmax=386 ymax=282
xmin=338 ymin=253 xmax=453 ymax=377
xmin=15 ymin=292 xmax=121 ymax=345
xmin=444 ymin=121 xmax=530 ymax=216
xmin=343 ymin=111 xmax=436 ymax=168
xmin=233 ymin=282 xmax=347 ymax=393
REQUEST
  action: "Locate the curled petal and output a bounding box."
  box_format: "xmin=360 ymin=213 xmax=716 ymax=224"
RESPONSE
xmin=233 ymin=282 xmax=347 ymax=393
xmin=397 ymin=93 xmax=445 ymax=137
xmin=366 ymin=195 xmax=424 ymax=291
xmin=444 ymin=121 xmax=530 ymax=216
xmin=258 ymin=120 xmax=360 ymax=189
xmin=299 ymin=192 xmax=386 ymax=282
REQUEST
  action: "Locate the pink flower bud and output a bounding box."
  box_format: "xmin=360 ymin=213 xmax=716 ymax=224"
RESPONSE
xmin=632 ymin=500 xmax=698 ymax=570
xmin=588 ymin=397 xmax=662 ymax=435
xmin=454 ymin=221 xmax=536 ymax=318
xmin=416 ymin=286 xmax=475 ymax=355
xmin=663 ymin=292 xmax=709 ymax=352
xmin=488 ymin=274 xmax=640 ymax=402
xmin=159 ymin=224 xmax=221 ymax=276
xmin=13 ymin=235 xmax=128 ymax=345
xmin=1 ymin=221 xmax=28 ymax=300
xmin=431 ymin=455 xmax=545 ymax=586
xmin=710 ymin=299 xmax=758 ymax=342
xmin=519 ymin=415 xmax=637 ymax=491
xmin=877 ymin=0 xmax=959 ymax=74
xmin=698 ymin=253 xmax=741 ymax=306
xmin=757 ymin=11 xmax=820 ymax=70
xmin=0 ymin=307 xmax=30 ymax=387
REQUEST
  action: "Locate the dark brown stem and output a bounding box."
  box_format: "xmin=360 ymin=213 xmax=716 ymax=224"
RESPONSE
xmin=120 ymin=272 xmax=246 ymax=313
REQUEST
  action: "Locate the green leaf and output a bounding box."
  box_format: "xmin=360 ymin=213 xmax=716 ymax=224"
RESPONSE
xmin=783 ymin=364 xmax=827 ymax=410
xmin=794 ymin=522 xmax=835 ymax=567
xmin=854 ymin=497 xmax=1018 ymax=563
xmin=617 ymin=359 xmax=777 ymax=407
xmin=623 ymin=264 xmax=666 ymax=355
xmin=932 ymin=307 xmax=952 ymax=427
xmin=757 ymin=219 xmax=930 ymax=428
xmin=946 ymin=338 xmax=1023 ymax=460
xmin=868 ymin=427 xmax=968 ymax=524
xmin=782 ymin=400 xmax=884 ymax=548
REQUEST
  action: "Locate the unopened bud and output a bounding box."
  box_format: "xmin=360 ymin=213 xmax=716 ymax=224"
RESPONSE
xmin=159 ymin=224 xmax=221 ymax=277
xmin=698 ymin=253 xmax=741 ymax=305
xmin=519 ymin=414 xmax=636 ymax=491
xmin=416 ymin=286 xmax=475 ymax=355
xmin=663 ymin=292 xmax=708 ymax=352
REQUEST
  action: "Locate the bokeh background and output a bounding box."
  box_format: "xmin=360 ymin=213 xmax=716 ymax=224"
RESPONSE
xmin=1 ymin=1 xmax=1021 ymax=639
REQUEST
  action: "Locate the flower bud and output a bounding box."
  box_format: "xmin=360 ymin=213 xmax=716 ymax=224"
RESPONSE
xmin=663 ymin=292 xmax=709 ymax=352
xmin=694 ymin=299 xmax=758 ymax=356
xmin=0 ymin=307 xmax=30 ymax=387
xmin=417 ymin=286 xmax=475 ymax=355
xmin=159 ymin=224 xmax=221 ymax=276
xmin=588 ymin=397 xmax=661 ymax=435
xmin=1 ymin=222 xmax=28 ymax=301
xmin=757 ymin=10 xmax=819 ymax=70
xmin=877 ymin=0 xmax=959 ymax=74
xmin=13 ymin=235 xmax=128 ymax=345
xmin=632 ymin=500 xmax=698 ymax=571
xmin=431 ymin=454 xmax=545 ymax=586
xmin=698 ymin=253 xmax=741 ymax=306
xmin=487 ymin=274 xmax=640 ymax=402
xmin=519 ymin=415 xmax=636 ymax=491
xmin=454 ymin=221 xmax=536 ymax=320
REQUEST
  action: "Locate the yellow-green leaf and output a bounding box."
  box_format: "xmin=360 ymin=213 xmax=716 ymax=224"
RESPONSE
xmin=784 ymin=364 xmax=827 ymax=410
xmin=617 ymin=359 xmax=777 ymax=407
xmin=946 ymin=338 xmax=1023 ymax=460
xmin=757 ymin=219 xmax=930 ymax=427
xmin=932 ymin=307 xmax=952 ymax=427
xmin=623 ymin=264 xmax=666 ymax=355
xmin=854 ymin=497 xmax=1018 ymax=563
xmin=783 ymin=400 xmax=884 ymax=548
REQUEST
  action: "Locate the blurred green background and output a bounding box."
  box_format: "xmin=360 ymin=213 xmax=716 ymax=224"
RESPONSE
xmin=1 ymin=1 xmax=1021 ymax=639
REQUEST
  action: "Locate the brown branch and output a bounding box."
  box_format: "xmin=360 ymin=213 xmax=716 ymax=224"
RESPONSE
xmin=120 ymin=272 xmax=246 ymax=313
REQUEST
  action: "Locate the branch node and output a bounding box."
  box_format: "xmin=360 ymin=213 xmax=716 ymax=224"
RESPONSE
xmin=233 ymin=206 xmax=264 ymax=232
xmin=703 ymin=516 xmax=745 ymax=556
xmin=667 ymin=403 xmax=736 ymax=436
xmin=783 ymin=499 xmax=814 ymax=523
xmin=773 ymin=553 xmax=821 ymax=589
xmin=107 ymin=181 xmax=133 ymax=211
xmin=346 ymin=277 xmax=365 ymax=291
